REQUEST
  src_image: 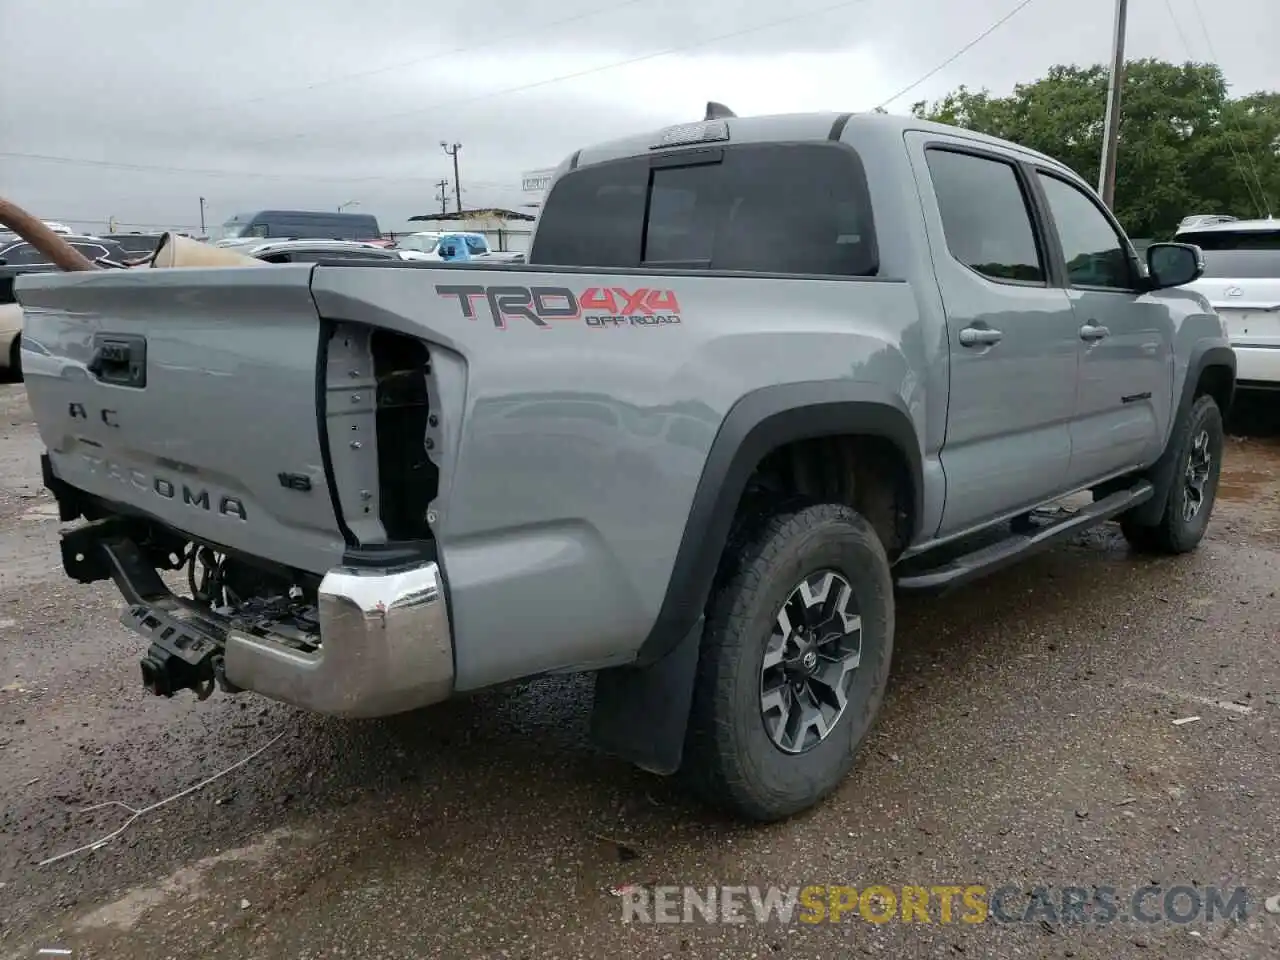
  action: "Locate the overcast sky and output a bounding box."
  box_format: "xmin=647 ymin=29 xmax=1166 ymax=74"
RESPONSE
xmin=1 ymin=0 xmax=1273 ymax=234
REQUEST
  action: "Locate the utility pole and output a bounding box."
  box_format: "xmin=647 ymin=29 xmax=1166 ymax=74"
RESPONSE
xmin=198 ymin=197 xmax=206 ymax=235
xmin=441 ymin=142 xmax=462 ymax=213
xmin=1096 ymin=0 xmax=1128 ymax=208
xmin=434 ymin=179 xmax=451 ymax=215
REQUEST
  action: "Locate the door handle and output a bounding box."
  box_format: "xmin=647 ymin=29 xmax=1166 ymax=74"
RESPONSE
xmin=959 ymin=326 xmax=1003 ymax=347
xmin=1079 ymin=323 xmax=1110 ymax=342
xmin=87 ymin=334 xmax=148 ymax=388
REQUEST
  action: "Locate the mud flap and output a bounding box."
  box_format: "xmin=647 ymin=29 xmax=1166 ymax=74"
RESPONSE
xmin=589 ymin=616 xmax=703 ymax=776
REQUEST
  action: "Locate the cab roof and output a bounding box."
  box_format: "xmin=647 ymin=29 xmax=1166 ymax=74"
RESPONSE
xmin=569 ymin=109 xmax=1064 ymax=172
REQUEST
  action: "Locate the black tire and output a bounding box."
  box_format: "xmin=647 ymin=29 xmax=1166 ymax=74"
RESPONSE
xmin=682 ymin=502 xmax=893 ymax=822
xmin=1120 ymin=394 xmax=1223 ymax=554
xmin=8 ymin=335 xmax=21 ymax=382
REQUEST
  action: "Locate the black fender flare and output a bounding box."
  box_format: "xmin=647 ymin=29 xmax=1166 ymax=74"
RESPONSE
xmin=1126 ymin=342 xmax=1236 ymax=527
xmin=640 ymin=379 xmax=923 ymax=665
xmin=589 ymin=381 xmax=922 ymax=774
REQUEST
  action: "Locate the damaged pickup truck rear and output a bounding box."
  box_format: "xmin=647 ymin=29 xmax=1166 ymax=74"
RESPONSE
xmin=15 ymin=109 xmax=1234 ymax=821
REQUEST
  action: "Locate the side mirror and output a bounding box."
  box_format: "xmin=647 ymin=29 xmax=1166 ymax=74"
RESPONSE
xmin=1146 ymin=242 xmax=1203 ymax=289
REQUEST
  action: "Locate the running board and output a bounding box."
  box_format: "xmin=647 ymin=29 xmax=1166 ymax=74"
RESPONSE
xmin=895 ymin=481 xmax=1154 ymax=593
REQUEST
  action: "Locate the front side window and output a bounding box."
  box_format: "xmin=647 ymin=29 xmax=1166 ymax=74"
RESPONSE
xmin=531 ymin=143 xmax=877 ymax=276
xmin=464 ymin=236 xmax=487 ymax=254
xmin=1036 ymin=172 xmax=1134 ymax=290
xmin=925 ymin=148 xmax=1045 ymax=284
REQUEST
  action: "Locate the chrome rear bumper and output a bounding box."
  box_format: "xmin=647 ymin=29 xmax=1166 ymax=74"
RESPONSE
xmin=223 ymin=561 xmax=454 ymax=718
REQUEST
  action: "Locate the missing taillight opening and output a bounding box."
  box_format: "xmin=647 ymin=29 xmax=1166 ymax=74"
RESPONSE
xmin=371 ymin=330 xmax=438 ymax=541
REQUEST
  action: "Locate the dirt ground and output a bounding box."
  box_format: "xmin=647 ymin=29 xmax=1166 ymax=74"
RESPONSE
xmin=0 ymin=382 xmax=1277 ymax=960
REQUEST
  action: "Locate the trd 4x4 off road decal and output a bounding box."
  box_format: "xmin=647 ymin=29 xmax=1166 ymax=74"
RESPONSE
xmin=436 ymin=284 xmax=683 ymax=329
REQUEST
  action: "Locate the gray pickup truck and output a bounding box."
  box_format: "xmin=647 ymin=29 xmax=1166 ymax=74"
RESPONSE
xmin=15 ymin=108 xmax=1234 ymax=822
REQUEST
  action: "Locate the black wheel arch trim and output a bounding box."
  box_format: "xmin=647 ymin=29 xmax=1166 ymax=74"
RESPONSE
xmin=1126 ymin=341 xmax=1235 ymax=528
xmin=635 ymin=380 xmax=922 ymax=665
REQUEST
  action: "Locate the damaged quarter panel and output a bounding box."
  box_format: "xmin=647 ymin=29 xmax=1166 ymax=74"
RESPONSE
xmin=310 ymin=265 xmax=923 ymax=690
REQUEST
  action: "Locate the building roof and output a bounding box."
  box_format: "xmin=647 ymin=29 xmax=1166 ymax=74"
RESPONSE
xmin=408 ymin=208 xmax=536 ymax=223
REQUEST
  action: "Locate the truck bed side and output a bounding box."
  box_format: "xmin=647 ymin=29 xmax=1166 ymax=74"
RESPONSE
xmin=19 ymin=261 xmax=924 ymax=688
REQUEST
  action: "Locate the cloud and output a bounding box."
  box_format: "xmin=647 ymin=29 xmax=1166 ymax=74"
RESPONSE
xmin=0 ymin=0 xmax=1269 ymax=233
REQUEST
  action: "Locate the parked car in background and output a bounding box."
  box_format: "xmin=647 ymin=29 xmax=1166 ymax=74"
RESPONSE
xmin=213 ymin=210 xmax=383 ymax=245
xmin=0 ymin=235 xmax=128 ymax=268
xmin=0 ymin=302 xmax=20 ymax=381
xmin=1178 ymin=214 xmax=1239 ymax=232
xmin=0 ymin=234 xmax=131 ymax=379
xmin=393 ymin=231 xmax=443 ymax=257
xmin=1176 ymin=217 xmax=1280 ymax=392
xmin=104 ymin=233 xmax=166 ymax=261
xmin=394 ymin=230 xmax=523 ymax=262
xmin=242 ymin=240 xmax=404 ymax=263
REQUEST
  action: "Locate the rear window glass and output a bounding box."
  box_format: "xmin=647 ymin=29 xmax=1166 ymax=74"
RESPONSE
xmin=1179 ymin=229 xmax=1280 ymax=251
xmin=1198 ymin=249 xmax=1280 ymax=279
xmin=531 ymin=143 xmax=878 ymax=276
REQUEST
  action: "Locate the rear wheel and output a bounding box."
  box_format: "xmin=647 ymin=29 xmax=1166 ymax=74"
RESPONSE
xmin=1121 ymin=394 xmax=1223 ymax=554
xmin=682 ymin=502 xmax=893 ymax=822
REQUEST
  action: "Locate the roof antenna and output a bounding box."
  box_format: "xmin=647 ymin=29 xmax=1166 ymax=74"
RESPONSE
xmin=704 ymin=101 xmax=736 ymax=120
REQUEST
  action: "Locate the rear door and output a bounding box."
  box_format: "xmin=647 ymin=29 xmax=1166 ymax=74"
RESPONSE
xmin=907 ymin=135 xmax=1080 ymax=536
xmin=1031 ymin=169 xmax=1173 ymax=483
xmin=16 ymin=266 xmax=347 ymax=575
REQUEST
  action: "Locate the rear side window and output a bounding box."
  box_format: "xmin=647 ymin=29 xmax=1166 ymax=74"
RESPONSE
xmin=531 ymin=143 xmax=878 ymax=276
xmin=0 ymin=243 xmax=47 ymax=265
xmin=926 ymin=148 xmax=1045 ymax=284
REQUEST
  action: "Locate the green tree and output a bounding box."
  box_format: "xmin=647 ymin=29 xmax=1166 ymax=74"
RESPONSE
xmin=912 ymin=60 xmax=1280 ymax=238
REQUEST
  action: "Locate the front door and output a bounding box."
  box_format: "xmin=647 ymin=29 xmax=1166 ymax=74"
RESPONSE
xmin=907 ymin=136 xmax=1081 ymax=538
xmin=1031 ymin=170 xmax=1174 ymax=485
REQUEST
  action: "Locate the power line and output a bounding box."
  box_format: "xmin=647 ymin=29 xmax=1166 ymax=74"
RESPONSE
xmin=874 ymin=0 xmax=1040 ymax=109
xmin=251 ymin=0 xmax=872 ymax=146
xmin=44 ymin=218 xmax=202 ymax=230
xmin=1159 ymin=0 xmax=1265 ymax=217
xmin=125 ymin=0 xmax=654 ymax=140
xmin=12 ymin=0 xmax=874 ymax=178
xmin=1185 ymin=0 xmax=1272 ymax=217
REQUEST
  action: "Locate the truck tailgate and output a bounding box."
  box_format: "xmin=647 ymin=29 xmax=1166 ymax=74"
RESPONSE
xmin=16 ymin=266 xmax=346 ymax=574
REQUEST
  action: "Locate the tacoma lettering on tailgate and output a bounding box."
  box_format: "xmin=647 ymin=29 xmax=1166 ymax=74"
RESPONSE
xmin=76 ymin=453 xmax=248 ymax=521
xmin=435 ymin=284 xmax=682 ymax=329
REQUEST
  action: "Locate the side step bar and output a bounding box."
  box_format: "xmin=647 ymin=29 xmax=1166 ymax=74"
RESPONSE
xmin=895 ymin=482 xmax=1154 ymax=593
